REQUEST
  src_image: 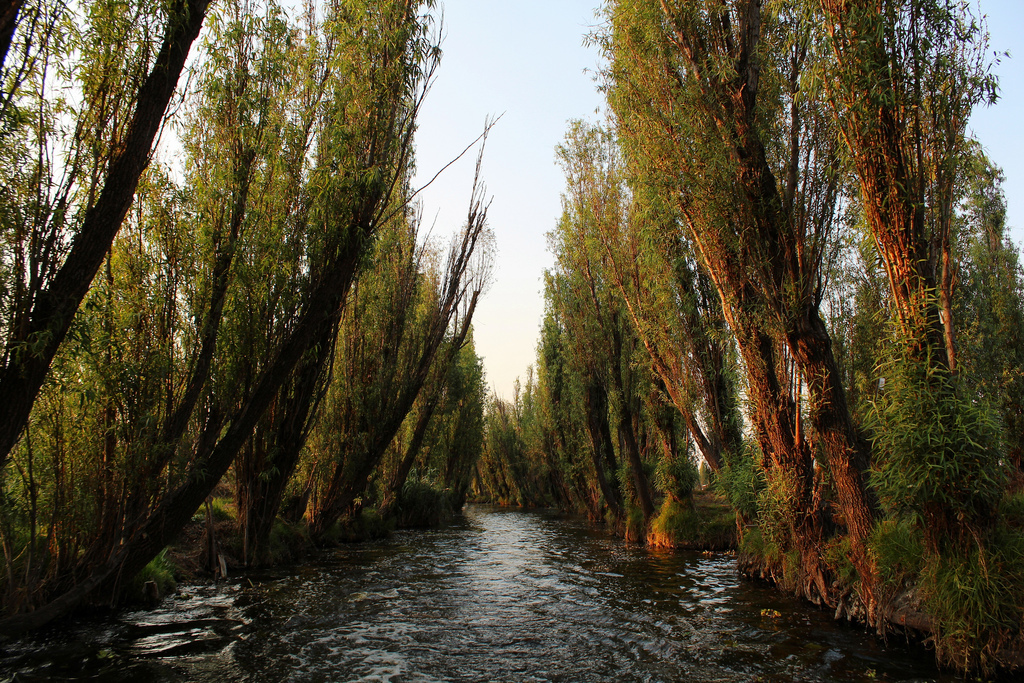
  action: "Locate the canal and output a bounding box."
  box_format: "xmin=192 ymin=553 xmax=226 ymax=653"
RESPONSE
xmin=0 ymin=505 xmax=950 ymax=681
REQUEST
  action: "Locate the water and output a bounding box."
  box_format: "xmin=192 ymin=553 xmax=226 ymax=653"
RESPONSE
xmin=0 ymin=505 xmax=950 ymax=682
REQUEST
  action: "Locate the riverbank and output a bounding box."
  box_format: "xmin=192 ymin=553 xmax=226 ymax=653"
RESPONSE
xmin=0 ymin=505 xmax=956 ymax=682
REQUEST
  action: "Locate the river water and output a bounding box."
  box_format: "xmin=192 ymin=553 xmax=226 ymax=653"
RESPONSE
xmin=0 ymin=505 xmax=950 ymax=682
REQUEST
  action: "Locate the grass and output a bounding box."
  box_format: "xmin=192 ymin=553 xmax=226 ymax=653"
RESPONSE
xmin=129 ymin=548 xmax=177 ymax=603
xmin=189 ymin=496 xmax=236 ymax=524
xmin=918 ymin=524 xmax=1024 ymax=673
xmin=647 ymin=491 xmax=736 ymax=550
xmin=624 ymin=504 xmax=646 ymax=543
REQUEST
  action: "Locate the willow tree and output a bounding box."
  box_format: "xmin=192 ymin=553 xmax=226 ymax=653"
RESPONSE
xmin=0 ymin=0 xmax=212 ymax=471
xmin=958 ymin=148 xmax=1024 ymax=479
xmin=304 ymin=173 xmax=491 ymax=540
xmin=376 ymin=334 xmax=487 ymax=524
xmin=0 ymin=0 xmax=440 ymax=635
xmin=606 ymin=0 xmax=875 ymax=606
xmin=557 ymin=120 xmax=742 ymax=477
xmin=817 ymin=0 xmax=1004 ymax=561
xmin=548 ymin=179 xmax=656 ymax=520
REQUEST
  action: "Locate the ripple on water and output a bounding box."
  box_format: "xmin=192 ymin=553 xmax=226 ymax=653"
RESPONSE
xmin=0 ymin=505 xmax=954 ymax=682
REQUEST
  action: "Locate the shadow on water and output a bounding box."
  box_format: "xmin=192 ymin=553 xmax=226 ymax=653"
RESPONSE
xmin=0 ymin=505 xmax=952 ymax=682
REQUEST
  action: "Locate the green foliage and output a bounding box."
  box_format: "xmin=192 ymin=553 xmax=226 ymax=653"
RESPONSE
xmin=210 ymin=498 xmax=235 ymax=522
xmin=740 ymin=527 xmax=782 ymax=567
xmin=958 ymin=145 xmax=1024 ymax=473
xmin=715 ymin=445 xmax=763 ymax=521
xmin=654 ymin=455 xmax=698 ymax=502
xmin=129 ymin=548 xmax=177 ymax=603
xmin=870 ymin=519 xmax=925 ymax=591
xmin=394 ymin=480 xmax=454 ymax=529
xmin=624 ymin=503 xmax=646 ymax=543
xmin=1000 ymin=492 xmax=1024 ymax=528
xmin=649 ymin=498 xmax=699 ymax=547
xmin=323 ymin=509 xmax=395 ymax=545
xmin=919 ymin=526 xmax=1024 ymax=673
xmin=868 ymin=340 xmax=1006 ymax=548
xmin=870 ymin=517 xmax=1024 ymax=673
xmin=267 ymin=518 xmax=310 ymax=565
xmin=648 ymin=494 xmax=735 ymax=550
xmin=823 ymin=536 xmax=858 ymax=588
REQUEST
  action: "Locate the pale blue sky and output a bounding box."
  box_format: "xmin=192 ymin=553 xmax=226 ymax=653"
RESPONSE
xmin=412 ymin=0 xmax=1024 ymax=399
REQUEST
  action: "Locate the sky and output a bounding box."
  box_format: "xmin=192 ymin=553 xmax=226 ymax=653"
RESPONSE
xmin=411 ymin=0 xmax=1024 ymax=400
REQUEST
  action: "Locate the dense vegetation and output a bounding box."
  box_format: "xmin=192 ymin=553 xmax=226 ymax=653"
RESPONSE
xmin=3 ymin=0 xmax=1024 ymax=675
xmin=0 ymin=0 xmax=489 ymax=634
xmin=472 ymin=0 xmax=1024 ymax=674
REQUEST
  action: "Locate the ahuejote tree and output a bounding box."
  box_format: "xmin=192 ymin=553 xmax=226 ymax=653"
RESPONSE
xmin=606 ymin=0 xmax=876 ymax=608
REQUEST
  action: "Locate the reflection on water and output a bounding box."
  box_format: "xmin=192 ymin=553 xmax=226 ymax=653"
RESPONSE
xmin=0 ymin=505 xmax=949 ymax=682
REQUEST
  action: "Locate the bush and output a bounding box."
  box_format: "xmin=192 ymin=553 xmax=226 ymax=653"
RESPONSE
xmin=394 ymin=480 xmax=455 ymax=528
xmin=755 ymin=467 xmax=803 ymax=552
xmin=870 ymin=518 xmax=924 ymax=591
xmin=1000 ymin=491 xmax=1024 ymax=528
xmin=919 ymin=526 xmax=1024 ymax=673
xmin=654 ymin=455 xmax=698 ymax=501
xmin=868 ymin=343 xmax=1005 ymax=551
xmin=823 ymin=536 xmax=858 ymax=589
xmin=129 ymin=548 xmax=177 ymax=603
xmin=267 ymin=518 xmax=310 ymax=564
xmin=714 ymin=443 xmax=763 ymax=521
xmin=648 ymin=494 xmax=736 ymax=550
xmin=624 ymin=503 xmax=646 ymax=543
xmin=323 ymin=508 xmax=395 ymax=543
xmin=190 ymin=496 xmax=236 ymax=524
xmin=648 ymin=497 xmax=700 ymax=547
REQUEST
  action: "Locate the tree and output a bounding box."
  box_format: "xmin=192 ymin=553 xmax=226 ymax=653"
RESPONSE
xmin=818 ymin=0 xmax=1002 ymax=554
xmin=0 ymin=0 xmax=212 ymax=471
xmin=0 ymin=0 xmax=440 ymax=634
xmin=606 ymin=0 xmax=876 ymax=605
xmin=304 ymin=165 xmax=491 ymax=539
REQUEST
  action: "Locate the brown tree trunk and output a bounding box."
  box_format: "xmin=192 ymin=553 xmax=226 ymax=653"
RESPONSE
xmin=238 ymin=317 xmax=337 ymax=565
xmin=0 ymin=0 xmax=213 ymax=471
xmin=378 ymin=394 xmax=439 ymax=520
xmin=583 ymin=378 xmax=623 ymax=517
xmin=787 ymin=307 xmax=878 ymax=610
xmin=618 ymin=410 xmax=655 ymax=519
xmin=0 ymin=0 xmax=22 ymax=70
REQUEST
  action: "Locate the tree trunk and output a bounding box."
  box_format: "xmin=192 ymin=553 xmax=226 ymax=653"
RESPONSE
xmin=583 ymin=378 xmax=622 ymax=517
xmin=0 ymin=0 xmax=23 ymax=70
xmin=378 ymin=394 xmax=439 ymax=520
xmin=237 ymin=316 xmax=337 ymax=565
xmin=787 ymin=307 xmax=878 ymax=611
xmin=0 ymin=0 xmax=213 ymax=471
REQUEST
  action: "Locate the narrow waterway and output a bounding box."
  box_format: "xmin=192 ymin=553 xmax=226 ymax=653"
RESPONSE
xmin=1 ymin=505 xmax=949 ymax=682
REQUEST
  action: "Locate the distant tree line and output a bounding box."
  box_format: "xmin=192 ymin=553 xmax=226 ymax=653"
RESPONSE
xmin=473 ymin=0 xmax=1024 ymax=674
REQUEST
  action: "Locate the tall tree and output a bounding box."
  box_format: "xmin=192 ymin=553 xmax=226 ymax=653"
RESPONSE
xmin=0 ymin=0 xmax=440 ymax=634
xmin=607 ymin=0 xmax=876 ymax=605
xmin=818 ymin=0 xmax=1002 ymax=554
xmin=0 ymin=0 xmax=212 ymax=471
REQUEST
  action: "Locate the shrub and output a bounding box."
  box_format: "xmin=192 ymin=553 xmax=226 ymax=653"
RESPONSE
xmin=868 ymin=343 xmax=1005 ymax=552
xmin=870 ymin=518 xmax=924 ymax=591
xmin=395 ymin=480 xmax=455 ymax=528
xmin=323 ymin=508 xmax=395 ymax=543
xmin=823 ymin=536 xmax=858 ymax=589
xmin=714 ymin=443 xmax=763 ymax=521
xmin=129 ymin=548 xmax=177 ymax=603
xmin=654 ymin=455 xmax=698 ymax=501
xmin=648 ymin=497 xmax=700 ymax=547
xmin=919 ymin=526 xmax=1024 ymax=673
xmin=624 ymin=503 xmax=646 ymax=543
